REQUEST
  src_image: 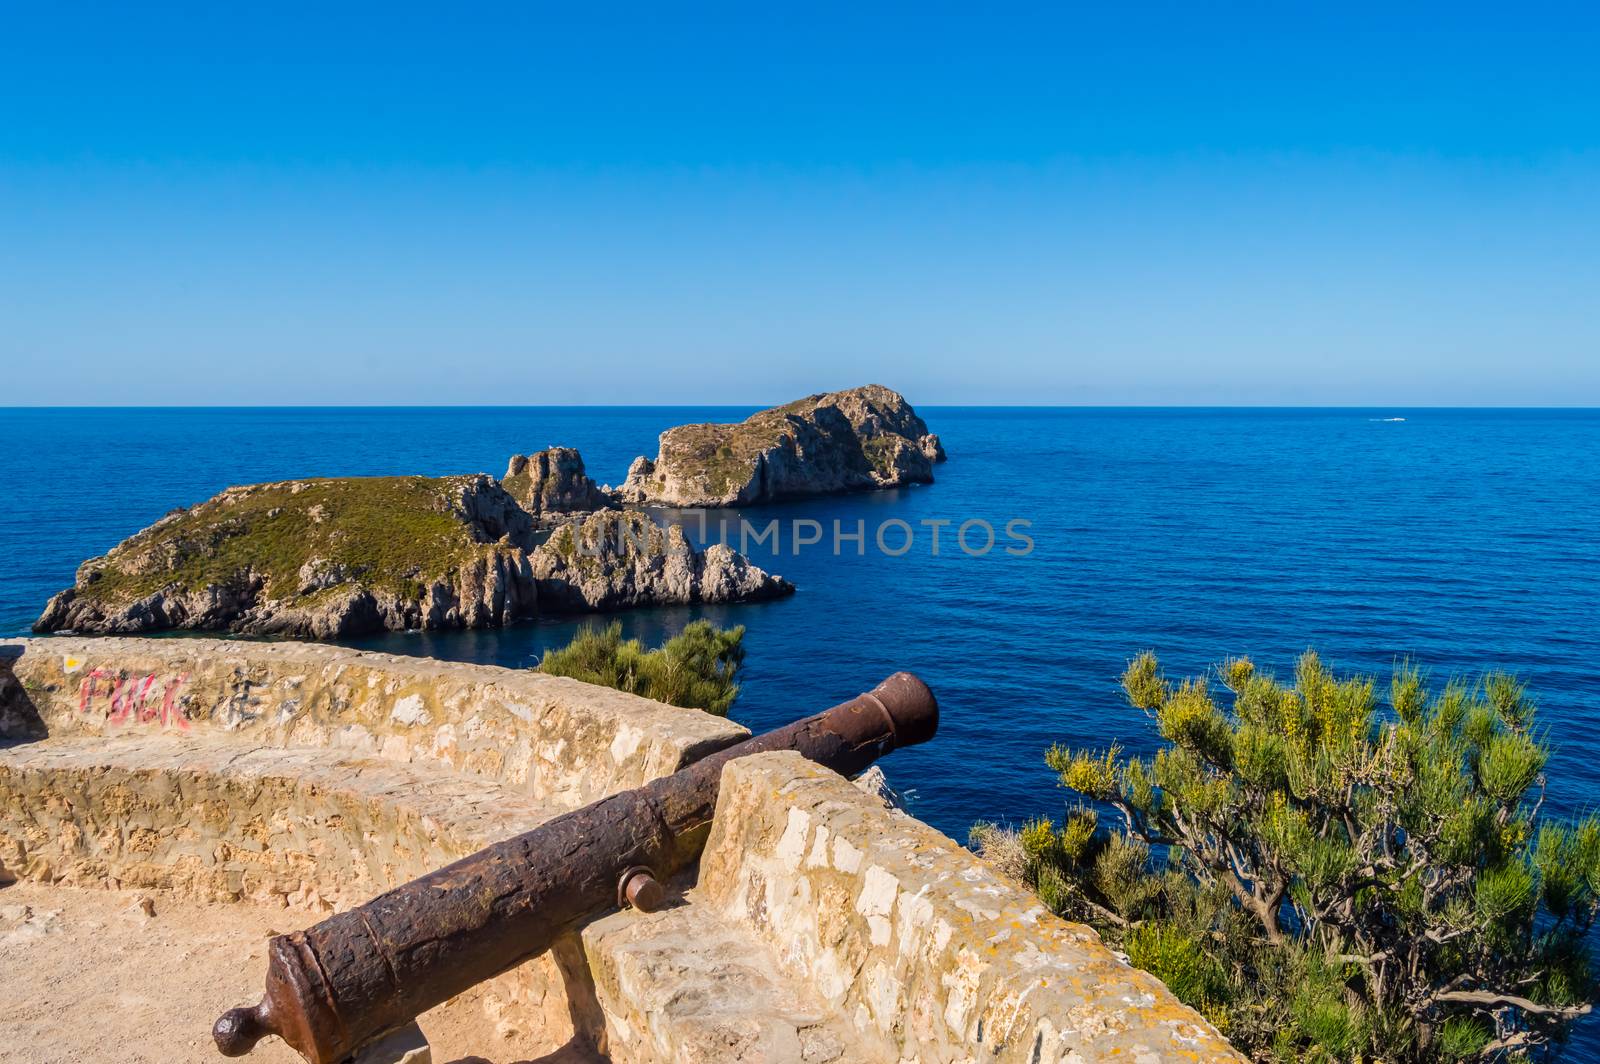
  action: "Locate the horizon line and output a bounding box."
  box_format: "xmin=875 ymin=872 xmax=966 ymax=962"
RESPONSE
xmin=3 ymin=403 xmax=1598 ymax=412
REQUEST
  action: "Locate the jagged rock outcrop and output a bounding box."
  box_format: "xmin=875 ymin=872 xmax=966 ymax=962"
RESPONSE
xmin=617 ymin=384 xmax=946 ymax=507
xmin=850 ymin=765 xmax=907 ymax=811
xmin=34 ymin=475 xmax=539 ymax=639
xmin=35 ymin=472 xmax=793 ymax=638
xmin=531 ymin=510 xmax=793 ymax=612
xmin=502 ymin=447 xmax=616 ymax=526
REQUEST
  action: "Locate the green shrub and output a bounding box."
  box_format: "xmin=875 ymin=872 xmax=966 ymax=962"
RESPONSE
xmin=538 ymin=620 xmax=745 ymax=715
xmin=1124 ymin=922 xmax=1230 ymax=1017
xmin=982 ymin=651 xmax=1599 ymax=1061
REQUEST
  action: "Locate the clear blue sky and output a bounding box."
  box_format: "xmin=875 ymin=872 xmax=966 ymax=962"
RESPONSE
xmin=4 ymin=3 xmax=1597 ymax=405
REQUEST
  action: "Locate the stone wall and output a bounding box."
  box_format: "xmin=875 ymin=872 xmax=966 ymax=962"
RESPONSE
xmin=583 ymin=752 xmax=1243 ymax=1063
xmin=0 ymin=735 xmax=556 ymax=907
xmin=0 ymin=635 xmax=748 ymax=1056
xmin=0 ymin=636 xmax=746 ymax=806
xmin=0 ymin=637 xmax=1239 ymax=1063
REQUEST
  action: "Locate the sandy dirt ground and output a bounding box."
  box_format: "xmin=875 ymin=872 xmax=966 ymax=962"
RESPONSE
xmin=0 ymin=880 xmax=599 ymax=1064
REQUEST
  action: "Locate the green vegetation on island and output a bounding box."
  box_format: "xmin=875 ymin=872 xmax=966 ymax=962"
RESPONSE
xmin=36 ymin=461 xmax=791 ymax=638
xmin=617 ymin=384 xmax=946 ymax=507
xmin=538 ymin=620 xmax=746 ymax=715
xmin=973 ymin=651 xmax=1598 ymax=1063
xmin=35 ymin=475 xmax=539 ymax=637
xmin=79 ymin=476 xmax=511 ymax=603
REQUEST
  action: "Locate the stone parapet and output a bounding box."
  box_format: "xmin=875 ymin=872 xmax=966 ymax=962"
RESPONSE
xmin=0 ymin=635 xmax=747 ymax=1057
xmin=584 ymin=751 xmax=1244 ymax=1063
xmin=0 ymin=734 xmax=559 ymax=908
xmin=0 ymin=638 xmax=1242 ymax=1062
xmin=1 ymin=636 xmax=747 ymax=807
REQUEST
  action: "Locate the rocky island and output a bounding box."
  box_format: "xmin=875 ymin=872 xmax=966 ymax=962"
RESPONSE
xmin=34 ymin=468 xmax=790 ymax=638
xmin=617 ymin=384 xmax=945 ymax=507
xmin=33 ymin=387 xmax=944 ymax=638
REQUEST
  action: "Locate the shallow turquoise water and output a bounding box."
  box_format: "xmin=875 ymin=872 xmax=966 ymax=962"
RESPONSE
xmin=4 ymin=406 xmax=1599 ymax=1048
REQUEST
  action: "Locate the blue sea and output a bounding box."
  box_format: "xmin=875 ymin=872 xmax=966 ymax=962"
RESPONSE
xmin=4 ymin=407 xmax=1600 ymax=1049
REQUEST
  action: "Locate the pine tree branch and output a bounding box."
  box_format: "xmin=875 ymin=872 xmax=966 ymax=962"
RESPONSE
xmin=1428 ymin=989 xmax=1592 ymax=1019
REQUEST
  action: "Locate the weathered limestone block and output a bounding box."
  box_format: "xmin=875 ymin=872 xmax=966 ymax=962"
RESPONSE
xmin=1 ymin=636 xmax=747 ymax=806
xmin=583 ymin=896 xmax=855 ymax=1063
xmin=588 ymin=752 xmax=1244 ymax=1064
xmin=0 ymin=733 xmax=582 ymax=1051
xmin=0 ymin=735 xmax=559 ymax=907
xmin=351 ymin=1022 xmax=431 ymax=1064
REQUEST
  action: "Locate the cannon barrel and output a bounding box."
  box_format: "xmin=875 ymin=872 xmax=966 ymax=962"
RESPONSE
xmin=213 ymin=671 xmax=937 ymax=1063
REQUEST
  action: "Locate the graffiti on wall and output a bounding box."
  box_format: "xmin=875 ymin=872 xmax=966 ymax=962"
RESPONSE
xmin=75 ymin=666 xmax=192 ymax=729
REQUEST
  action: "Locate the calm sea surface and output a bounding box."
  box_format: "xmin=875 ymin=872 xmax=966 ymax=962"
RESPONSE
xmin=4 ymin=406 xmax=1599 ymax=1048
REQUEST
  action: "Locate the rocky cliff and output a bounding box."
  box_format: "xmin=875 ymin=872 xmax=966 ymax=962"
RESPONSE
xmin=617 ymin=385 xmax=946 ymax=507
xmin=531 ymin=510 xmax=793 ymax=611
xmin=501 ymin=447 xmax=615 ymax=526
xmin=35 ymin=476 xmax=539 ymax=638
xmin=34 ymin=474 xmax=788 ymax=638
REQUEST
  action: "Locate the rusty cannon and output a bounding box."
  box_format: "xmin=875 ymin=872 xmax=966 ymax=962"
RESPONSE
xmin=213 ymin=671 xmax=937 ymax=1063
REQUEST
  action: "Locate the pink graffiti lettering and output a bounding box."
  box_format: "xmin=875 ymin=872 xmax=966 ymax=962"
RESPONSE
xmin=137 ymin=675 xmax=162 ymax=723
xmin=73 ymin=668 xmax=190 ymax=729
xmin=106 ymin=676 xmax=129 ymax=723
xmin=123 ymin=674 xmax=157 ymax=725
xmin=78 ymin=667 xmax=108 ymax=715
xmin=160 ymin=674 xmax=191 ymax=730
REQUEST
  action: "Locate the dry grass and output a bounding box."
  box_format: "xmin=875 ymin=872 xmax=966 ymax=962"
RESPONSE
xmin=968 ymin=822 xmax=1029 ymax=886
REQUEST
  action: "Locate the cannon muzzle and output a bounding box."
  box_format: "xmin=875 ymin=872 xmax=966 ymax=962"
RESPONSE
xmin=215 ymin=671 xmax=937 ymax=1063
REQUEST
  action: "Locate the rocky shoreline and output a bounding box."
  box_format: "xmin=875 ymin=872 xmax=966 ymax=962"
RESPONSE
xmin=33 ymin=385 xmax=940 ymax=639
xmin=34 ymin=474 xmax=790 ymax=639
xmin=531 ymin=510 xmax=792 ymax=612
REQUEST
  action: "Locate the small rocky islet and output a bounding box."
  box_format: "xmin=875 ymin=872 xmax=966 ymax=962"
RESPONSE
xmin=34 ymin=385 xmax=944 ymax=638
xmin=618 ymin=383 xmax=945 ymax=507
